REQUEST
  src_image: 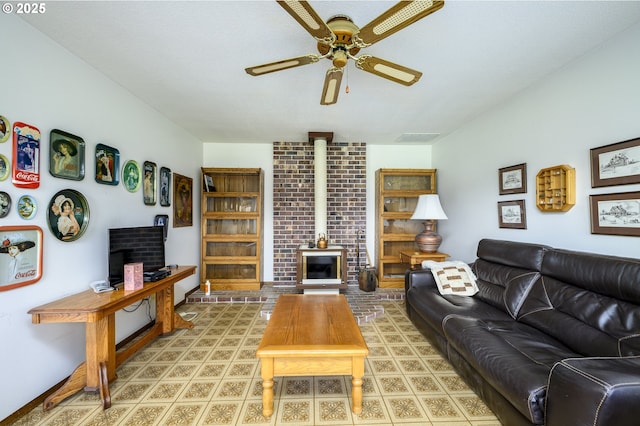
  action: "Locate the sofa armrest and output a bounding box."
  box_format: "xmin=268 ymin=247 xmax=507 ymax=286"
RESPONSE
xmin=404 ymin=268 xmax=436 ymax=293
xmin=546 ymin=356 xmax=640 ymax=426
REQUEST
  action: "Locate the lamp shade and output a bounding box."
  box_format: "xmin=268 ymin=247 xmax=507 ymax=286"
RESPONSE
xmin=410 ymin=194 xmax=447 ymax=220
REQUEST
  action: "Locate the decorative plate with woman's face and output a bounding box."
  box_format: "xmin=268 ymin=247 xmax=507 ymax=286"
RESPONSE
xmin=122 ymin=160 xmax=142 ymax=193
xmin=0 ymin=115 xmax=10 ymax=143
xmin=47 ymin=189 xmax=90 ymax=242
xmin=0 ymin=154 xmax=9 ymax=181
xmin=0 ymin=192 xmax=11 ymax=218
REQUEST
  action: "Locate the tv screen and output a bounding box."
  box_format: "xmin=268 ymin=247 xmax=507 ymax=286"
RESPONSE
xmin=108 ymin=226 xmax=165 ymax=285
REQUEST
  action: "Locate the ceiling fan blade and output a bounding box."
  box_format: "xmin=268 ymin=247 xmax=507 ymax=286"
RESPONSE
xmin=320 ymin=67 xmax=343 ymax=105
xmin=245 ymin=55 xmax=320 ymax=76
xmin=355 ymin=55 xmax=422 ymax=86
xmin=277 ymin=0 xmax=335 ymax=44
xmin=355 ymin=0 xmax=444 ymax=46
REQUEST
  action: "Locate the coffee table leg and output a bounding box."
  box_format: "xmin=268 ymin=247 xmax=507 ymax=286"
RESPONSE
xmin=351 ymin=356 xmax=365 ymax=414
xmin=260 ymin=358 xmax=274 ymax=417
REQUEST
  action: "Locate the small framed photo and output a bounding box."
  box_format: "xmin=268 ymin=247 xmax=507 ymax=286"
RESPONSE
xmin=154 ymin=214 xmax=169 ymax=241
xmin=95 ymin=143 xmax=119 ymax=185
xmin=590 ymin=137 xmax=640 ymax=188
xmin=0 ymin=192 xmax=10 ymax=218
xmin=47 ymin=189 xmax=90 ymax=242
xmin=49 ymin=129 xmax=85 ymax=180
xmin=498 ymin=200 xmax=527 ymax=229
xmin=173 ymin=173 xmax=193 ymax=227
xmin=159 ymin=167 xmax=171 ymax=207
xmin=122 ymin=160 xmax=141 ymax=192
xmin=590 ymin=191 xmax=640 ymax=236
xmin=143 ymin=161 xmax=157 ymax=205
xmin=0 ymin=225 xmax=43 ymax=291
xmin=0 ymin=153 xmax=9 ymax=181
xmin=499 ymin=163 xmax=527 ymax=195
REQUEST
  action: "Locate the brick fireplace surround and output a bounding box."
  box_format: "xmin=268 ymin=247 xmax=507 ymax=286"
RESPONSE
xmin=273 ymin=141 xmax=367 ymax=286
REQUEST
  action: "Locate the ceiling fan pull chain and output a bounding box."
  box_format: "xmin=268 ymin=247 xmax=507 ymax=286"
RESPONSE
xmin=346 ymin=64 xmax=350 ymax=94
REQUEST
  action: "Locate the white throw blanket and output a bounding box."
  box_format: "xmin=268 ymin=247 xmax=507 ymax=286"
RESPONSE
xmin=422 ymin=260 xmax=479 ymax=296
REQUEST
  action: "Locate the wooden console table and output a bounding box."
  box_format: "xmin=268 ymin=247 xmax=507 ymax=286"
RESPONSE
xmin=28 ymin=265 xmax=196 ymax=411
xmin=399 ymin=250 xmax=449 ymax=270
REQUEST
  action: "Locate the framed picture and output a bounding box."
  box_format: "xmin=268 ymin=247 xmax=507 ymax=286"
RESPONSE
xmin=49 ymin=129 xmax=85 ymax=180
xmin=0 ymin=225 xmax=43 ymax=291
xmin=590 ymin=137 xmax=640 ymax=188
xmin=17 ymin=195 xmax=37 ymax=220
xmin=47 ymin=189 xmax=90 ymax=242
xmin=159 ymin=167 xmax=171 ymax=206
xmin=0 ymin=153 xmax=9 ymax=181
xmin=154 ymin=214 xmax=169 ymax=241
xmin=0 ymin=115 xmax=10 ymax=143
xmin=0 ymin=191 xmax=11 ymax=218
xmin=95 ymin=143 xmax=119 ymax=185
xmin=498 ymin=200 xmax=527 ymax=229
xmin=499 ymin=163 xmax=527 ymax=195
xmin=143 ymin=161 xmax=157 ymax=205
xmin=173 ymin=173 xmax=193 ymax=227
xmin=12 ymin=121 xmax=41 ymax=188
xmin=589 ymin=191 xmax=640 ymax=236
xmin=122 ymin=160 xmax=141 ymax=192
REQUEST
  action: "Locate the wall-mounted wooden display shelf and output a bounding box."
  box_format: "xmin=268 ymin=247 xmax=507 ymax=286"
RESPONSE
xmin=536 ymin=165 xmax=575 ymax=212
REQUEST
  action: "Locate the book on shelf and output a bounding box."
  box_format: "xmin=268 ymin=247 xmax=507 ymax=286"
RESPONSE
xmin=203 ymin=175 xmax=215 ymax=192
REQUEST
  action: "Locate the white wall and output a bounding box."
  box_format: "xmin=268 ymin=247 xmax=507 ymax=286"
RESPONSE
xmin=0 ymin=15 xmax=202 ymax=419
xmin=433 ymin=22 xmax=640 ymax=262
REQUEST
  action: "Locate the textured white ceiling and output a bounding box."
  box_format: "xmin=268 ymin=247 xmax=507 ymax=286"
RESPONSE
xmin=20 ymin=1 xmax=640 ymax=144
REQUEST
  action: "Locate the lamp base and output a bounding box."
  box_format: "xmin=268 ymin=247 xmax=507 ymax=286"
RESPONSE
xmin=415 ymin=220 xmax=442 ymax=253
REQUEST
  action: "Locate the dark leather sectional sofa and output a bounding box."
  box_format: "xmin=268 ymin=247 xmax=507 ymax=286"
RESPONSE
xmin=404 ymin=239 xmax=640 ymax=426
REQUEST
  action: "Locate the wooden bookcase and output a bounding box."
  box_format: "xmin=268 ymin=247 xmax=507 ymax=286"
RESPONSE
xmin=536 ymin=165 xmax=575 ymax=212
xmin=375 ymin=168 xmax=437 ymax=288
xmin=201 ymin=168 xmax=264 ymax=290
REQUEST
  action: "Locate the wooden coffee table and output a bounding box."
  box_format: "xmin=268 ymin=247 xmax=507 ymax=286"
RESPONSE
xmin=256 ymin=294 xmax=369 ymax=417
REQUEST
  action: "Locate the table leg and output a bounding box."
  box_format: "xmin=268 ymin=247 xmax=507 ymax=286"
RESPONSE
xmin=351 ymin=356 xmax=365 ymax=414
xmin=260 ymin=358 xmax=274 ymax=417
xmin=43 ymin=362 xmax=87 ymax=411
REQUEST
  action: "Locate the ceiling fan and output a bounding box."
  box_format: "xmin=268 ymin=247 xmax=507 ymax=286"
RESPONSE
xmin=245 ymin=0 xmax=445 ymax=105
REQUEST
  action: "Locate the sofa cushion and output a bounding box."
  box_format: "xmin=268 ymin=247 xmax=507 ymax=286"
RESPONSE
xmin=518 ymin=249 xmax=640 ymax=356
xmin=443 ymin=315 xmax=579 ymax=424
xmin=407 ymin=283 xmax=513 ymax=335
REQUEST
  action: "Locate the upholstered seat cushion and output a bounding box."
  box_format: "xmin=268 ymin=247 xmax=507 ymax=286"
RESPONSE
xmin=443 ymin=315 xmax=579 ymax=425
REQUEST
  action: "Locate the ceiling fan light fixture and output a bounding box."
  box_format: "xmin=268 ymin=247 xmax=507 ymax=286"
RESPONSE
xmin=332 ymin=49 xmax=348 ymax=68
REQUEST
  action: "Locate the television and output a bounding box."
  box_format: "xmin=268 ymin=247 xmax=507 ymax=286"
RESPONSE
xmin=108 ymin=226 xmax=166 ymax=285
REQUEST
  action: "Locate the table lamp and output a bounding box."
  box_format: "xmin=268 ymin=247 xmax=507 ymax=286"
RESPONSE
xmin=410 ymin=194 xmax=447 ymax=253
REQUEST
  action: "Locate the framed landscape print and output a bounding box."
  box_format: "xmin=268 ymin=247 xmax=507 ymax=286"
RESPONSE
xmin=122 ymin=160 xmax=141 ymax=192
xmin=95 ymin=143 xmax=119 ymax=185
xmin=143 ymin=161 xmax=157 ymax=205
xmin=590 ymin=137 xmax=640 ymax=188
xmin=0 ymin=225 xmax=43 ymax=291
xmin=49 ymin=129 xmax=85 ymax=180
xmin=498 ymin=200 xmax=527 ymax=229
xmin=159 ymin=167 xmax=171 ymax=207
xmin=499 ymin=163 xmax=527 ymax=195
xmin=173 ymin=173 xmax=192 ymax=227
xmin=590 ymin=191 xmax=640 ymax=236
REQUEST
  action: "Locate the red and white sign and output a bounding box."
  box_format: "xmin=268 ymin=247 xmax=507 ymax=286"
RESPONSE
xmin=12 ymin=122 xmax=40 ymax=189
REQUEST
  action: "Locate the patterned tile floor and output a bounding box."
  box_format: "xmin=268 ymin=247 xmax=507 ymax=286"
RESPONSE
xmin=13 ymin=286 xmax=500 ymax=425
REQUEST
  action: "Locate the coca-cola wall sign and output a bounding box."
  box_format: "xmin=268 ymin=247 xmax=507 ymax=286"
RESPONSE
xmin=0 ymin=226 xmax=43 ymax=291
xmin=12 ymin=122 xmax=40 ymax=189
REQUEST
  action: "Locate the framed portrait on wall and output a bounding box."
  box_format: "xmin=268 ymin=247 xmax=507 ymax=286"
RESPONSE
xmin=95 ymin=143 xmax=119 ymax=185
xmin=122 ymin=160 xmax=141 ymax=192
xmin=0 ymin=225 xmax=43 ymax=291
xmin=49 ymin=129 xmax=85 ymax=180
xmin=143 ymin=161 xmax=157 ymax=206
xmin=173 ymin=173 xmax=192 ymax=227
xmin=159 ymin=167 xmax=171 ymax=207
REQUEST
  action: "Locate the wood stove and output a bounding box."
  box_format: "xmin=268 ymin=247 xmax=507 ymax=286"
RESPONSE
xmin=296 ymin=245 xmax=347 ymax=292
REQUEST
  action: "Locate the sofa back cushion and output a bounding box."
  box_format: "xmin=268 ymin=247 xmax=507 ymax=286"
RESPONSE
xmin=518 ymin=249 xmax=640 ymax=356
xmin=472 ymin=239 xmax=549 ymax=318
